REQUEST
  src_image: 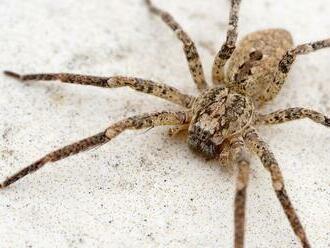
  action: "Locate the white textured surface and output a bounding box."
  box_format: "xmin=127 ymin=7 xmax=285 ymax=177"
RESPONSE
xmin=0 ymin=0 xmax=329 ymax=247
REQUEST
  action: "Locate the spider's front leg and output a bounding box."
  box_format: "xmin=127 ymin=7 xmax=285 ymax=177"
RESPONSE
xmin=145 ymin=0 xmax=208 ymax=91
xmin=212 ymin=0 xmax=242 ymax=85
xmin=243 ymin=128 xmax=311 ymax=248
xmin=3 ymin=71 xmax=195 ymax=108
xmin=0 ymin=111 xmax=191 ymax=189
xmin=167 ymin=124 xmax=189 ymax=137
xmin=229 ymin=137 xmax=250 ymax=248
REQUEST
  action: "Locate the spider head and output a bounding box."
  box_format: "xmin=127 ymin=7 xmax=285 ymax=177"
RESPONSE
xmin=187 ymin=125 xmax=225 ymax=159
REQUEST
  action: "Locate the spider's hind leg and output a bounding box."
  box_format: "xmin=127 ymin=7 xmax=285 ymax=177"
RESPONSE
xmin=145 ymin=0 xmax=208 ymax=91
xmin=0 ymin=111 xmax=191 ymax=189
xmin=212 ymin=0 xmax=242 ymax=85
xmin=279 ymin=38 xmax=330 ymax=75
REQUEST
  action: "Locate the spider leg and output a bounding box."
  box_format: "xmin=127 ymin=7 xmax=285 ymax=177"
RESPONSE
xmin=168 ymin=124 xmax=189 ymax=137
xmin=230 ymin=137 xmax=250 ymax=248
xmin=145 ymin=0 xmax=208 ymax=91
xmin=0 ymin=111 xmax=191 ymax=189
xmin=218 ymin=141 xmax=232 ymax=166
xmin=212 ymin=0 xmax=242 ymax=85
xmin=3 ymin=71 xmax=195 ymax=108
xmin=279 ymin=38 xmax=330 ymax=74
xmin=255 ymin=108 xmax=330 ymax=127
xmin=243 ymin=128 xmax=311 ymax=248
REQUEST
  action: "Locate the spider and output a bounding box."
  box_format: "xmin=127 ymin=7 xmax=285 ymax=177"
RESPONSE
xmin=1 ymin=0 xmax=330 ymax=247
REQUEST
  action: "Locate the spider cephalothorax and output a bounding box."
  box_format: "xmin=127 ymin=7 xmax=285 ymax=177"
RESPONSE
xmin=1 ymin=0 xmax=330 ymax=247
xmin=188 ymin=87 xmax=254 ymax=159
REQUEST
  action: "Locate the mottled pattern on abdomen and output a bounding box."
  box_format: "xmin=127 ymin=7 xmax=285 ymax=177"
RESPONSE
xmin=226 ymin=29 xmax=294 ymax=106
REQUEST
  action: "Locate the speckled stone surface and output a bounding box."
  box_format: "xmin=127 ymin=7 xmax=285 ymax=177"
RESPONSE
xmin=0 ymin=0 xmax=329 ymax=247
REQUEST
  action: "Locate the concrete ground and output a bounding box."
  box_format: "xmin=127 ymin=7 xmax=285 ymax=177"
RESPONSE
xmin=0 ymin=0 xmax=329 ymax=247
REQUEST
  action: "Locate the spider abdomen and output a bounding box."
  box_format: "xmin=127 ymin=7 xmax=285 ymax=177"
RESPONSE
xmin=187 ymin=87 xmax=254 ymax=158
xmin=226 ymin=29 xmax=294 ymax=106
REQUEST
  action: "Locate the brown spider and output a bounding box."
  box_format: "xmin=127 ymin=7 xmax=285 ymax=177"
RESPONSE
xmin=1 ymin=0 xmax=330 ymax=247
